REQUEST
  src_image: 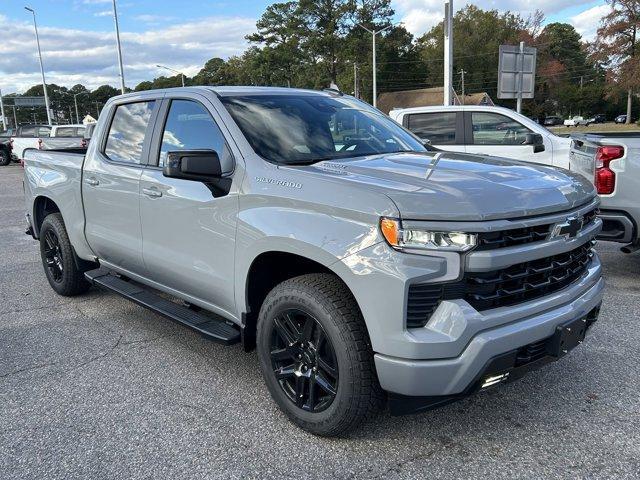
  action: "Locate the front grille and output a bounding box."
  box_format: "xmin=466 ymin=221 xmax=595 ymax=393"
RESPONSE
xmin=475 ymin=208 xmax=598 ymax=251
xmin=406 ymin=242 xmax=594 ymax=328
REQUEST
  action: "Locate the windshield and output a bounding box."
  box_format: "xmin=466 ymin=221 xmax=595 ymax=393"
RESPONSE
xmin=220 ymin=94 xmax=426 ymax=164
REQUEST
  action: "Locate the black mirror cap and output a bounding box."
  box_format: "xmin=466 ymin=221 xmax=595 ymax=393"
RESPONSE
xmin=163 ymin=150 xmax=223 ymax=181
xmin=523 ymin=133 xmax=544 ymax=146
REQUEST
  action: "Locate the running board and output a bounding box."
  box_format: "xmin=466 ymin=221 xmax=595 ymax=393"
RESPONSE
xmin=85 ymin=268 xmax=240 ymax=345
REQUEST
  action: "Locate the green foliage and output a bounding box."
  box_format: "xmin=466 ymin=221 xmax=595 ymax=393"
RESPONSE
xmin=7 ymin=2 xmax=620 ymax=125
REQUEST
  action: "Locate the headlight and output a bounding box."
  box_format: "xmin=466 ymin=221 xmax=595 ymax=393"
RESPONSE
xmin=380 ymin=218 xmax=477 ymax=252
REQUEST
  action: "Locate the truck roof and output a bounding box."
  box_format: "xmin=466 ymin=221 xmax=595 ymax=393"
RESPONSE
xmin=109 ymin=86 xmax=343 ymax=101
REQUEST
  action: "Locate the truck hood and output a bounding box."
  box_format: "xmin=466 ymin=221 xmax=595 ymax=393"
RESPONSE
xmin=296 ymin=151 xmax=596 ymax=221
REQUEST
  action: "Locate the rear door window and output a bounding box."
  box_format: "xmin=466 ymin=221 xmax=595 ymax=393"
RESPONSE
xmin=104 ymin=101 xmax=156 ymax=164
xmin=55 ymin=127 xmax=76 ymax=137
xmin=405 ymin=112 xmax=457 ymax=144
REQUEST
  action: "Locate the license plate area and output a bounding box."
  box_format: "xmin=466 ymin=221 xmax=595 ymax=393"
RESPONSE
xmin=547 ymin=316 xmax=588 ymax=358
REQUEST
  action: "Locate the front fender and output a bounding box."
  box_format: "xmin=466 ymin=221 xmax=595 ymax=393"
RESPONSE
xmin=234 ymin=201 xmax=395 ymax=315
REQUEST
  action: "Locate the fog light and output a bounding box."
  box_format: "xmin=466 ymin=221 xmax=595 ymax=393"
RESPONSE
xmin=481 ymin=372 xmax=510 ymax=389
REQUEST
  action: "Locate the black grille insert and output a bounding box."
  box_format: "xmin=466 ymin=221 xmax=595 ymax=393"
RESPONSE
xmin=475 ymin=208 xmax=598 ymax=251
xmin=406 ymin=242 xmax=594 ymax=328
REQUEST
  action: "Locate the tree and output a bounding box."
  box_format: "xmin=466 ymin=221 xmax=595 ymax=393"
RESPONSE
xmin=594 ymin=0 xmax=639 ymax=123
xmin=192 ymin=57 xmax=227 ymax=86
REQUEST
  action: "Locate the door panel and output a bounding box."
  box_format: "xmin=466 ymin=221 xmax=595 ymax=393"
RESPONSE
xmin=83 ymin=99 xmax=158 ymax=273
xmin=140 ymin=97 xmax=238 ymax=315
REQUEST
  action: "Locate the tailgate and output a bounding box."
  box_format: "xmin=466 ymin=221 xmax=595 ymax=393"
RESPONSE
xmin=569 ymin=136 xmax=599 ymax=184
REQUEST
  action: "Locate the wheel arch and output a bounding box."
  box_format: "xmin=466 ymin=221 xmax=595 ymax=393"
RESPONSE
xmin=32 ymin=195 xmax=62 ymax=238
xmin=240 ymin=248 xmax=366 ymax=352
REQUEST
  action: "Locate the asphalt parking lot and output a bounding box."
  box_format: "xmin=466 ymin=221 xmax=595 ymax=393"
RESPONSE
xmin=1 ymin=164 xmax=639 ymax=479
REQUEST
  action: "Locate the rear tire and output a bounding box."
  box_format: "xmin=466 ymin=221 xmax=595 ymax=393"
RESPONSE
xmin=256 ymin=273 xmax=383 ymax=437
xmin=39 ymin=213 xmax=91 ymax=296
xmin=0 ymin=149 xmax=10 ymax=166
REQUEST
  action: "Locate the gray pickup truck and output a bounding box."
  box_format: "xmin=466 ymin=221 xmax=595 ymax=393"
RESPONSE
xmin=23 ymin=87 xmax=604 ymax=436
xmin=570 ymin=133 xmax=640 ymax=253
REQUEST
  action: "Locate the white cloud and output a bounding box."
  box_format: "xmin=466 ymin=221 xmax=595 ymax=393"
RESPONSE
xmin=394 ymin=0 xmax=599 ymax=37
xmin=0 ymin=15 xmax=255 ymax=93
xmin=570 ymin=4 xmax=611 ymax=40
xmin=93 ymin=10 xmax=112 ymax=17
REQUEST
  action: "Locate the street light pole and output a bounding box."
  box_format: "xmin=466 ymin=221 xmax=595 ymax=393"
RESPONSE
xmin=156 ymin=65 xmax=186 ymax=87
xmin=112 ymin=0 xmax=126 ymax=94
xmin=357 ymin=23 xmax=396 ymax=109
xmin=25 ymin=6 xmax=52 ymax=125
xmin=0 ymin=88 xmax=6 ymax=130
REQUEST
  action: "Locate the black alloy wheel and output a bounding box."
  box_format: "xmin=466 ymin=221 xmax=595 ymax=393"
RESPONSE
xmin=43 ymin=229 xmax=64 ymax=283
xmin=270 ymin=309 xmax=339 ymax=413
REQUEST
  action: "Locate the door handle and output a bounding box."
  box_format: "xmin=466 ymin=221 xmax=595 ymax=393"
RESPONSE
xmin=142 ymin=187 xmax=163 ymax=198
xmin=86 ymin=178 xmax=99 ymax=186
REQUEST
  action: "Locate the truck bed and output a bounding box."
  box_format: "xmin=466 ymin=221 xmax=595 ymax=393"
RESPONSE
xmin=23 ymin=148 xmax=89 ymax=258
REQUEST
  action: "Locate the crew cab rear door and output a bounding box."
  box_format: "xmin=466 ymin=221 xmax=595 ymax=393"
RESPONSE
xmin=138 ymin=93 xmax=240 ymax=317
xmin=400 ymin=110 xmax=465 ymax=152
xmin=83 ymin=96 xmax=161 ymax=274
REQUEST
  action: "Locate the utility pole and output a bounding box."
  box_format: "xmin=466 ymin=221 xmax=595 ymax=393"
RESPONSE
xmin=357 ymin=23 xmax=397 ymax=108
xmin=25 ymin=6 xmax=52 ymax=125
xmin=112 ymin=0 xmax=126 ymax=94
xmin=353 ymin=63 xmax=358 ymax=98
xmin=516 ymin=41 xmax=525 ymax=114
xmin=444 ymin=1 xmax=454 ymax=106
xmin=459 ymin=69 xmax=466 ymax=104
xmin=0 ymin=88 xmax=5 ymax=130
xmin=12 ymin=106 xmax=17 ymax=128
xmin=156 ymin=64 xmax=186 ymax=87
xmin=95 ymin=102 xmax=101 ymax=118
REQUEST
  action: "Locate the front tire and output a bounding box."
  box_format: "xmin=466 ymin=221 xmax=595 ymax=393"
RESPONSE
xmin=257 ymin=273 xmax=383 ymax=436
xmin=39 ymin=213 xmax=91 ymax=296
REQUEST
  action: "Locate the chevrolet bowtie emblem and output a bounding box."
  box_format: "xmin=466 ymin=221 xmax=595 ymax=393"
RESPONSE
xmin=551 ymin=216 xmax=584 ymax=240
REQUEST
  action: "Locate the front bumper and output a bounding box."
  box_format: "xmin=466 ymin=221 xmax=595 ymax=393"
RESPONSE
xmin=374 ymin=257 xmax=604 ymax=399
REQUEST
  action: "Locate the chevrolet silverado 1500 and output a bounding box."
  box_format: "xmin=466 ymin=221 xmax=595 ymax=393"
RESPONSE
xmin=23 ymin=87 xmax=604 ymax=436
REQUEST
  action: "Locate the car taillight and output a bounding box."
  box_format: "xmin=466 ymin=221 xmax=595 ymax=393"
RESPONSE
xmin=37 ymin=138 xmax=43 ymax=150
xmin=81 ymin=138 xmax=87 ymax=148
xmin=594 ymin=145 xmax=624 ymax=195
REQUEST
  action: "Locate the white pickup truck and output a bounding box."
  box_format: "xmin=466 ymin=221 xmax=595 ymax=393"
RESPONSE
xmin=11 ymin=124 xmax=86 ymax=160
xmin=389 ymin=106 xmax=572 ymax=169
xmin=570 ymin=132 xmax=640 ymax=253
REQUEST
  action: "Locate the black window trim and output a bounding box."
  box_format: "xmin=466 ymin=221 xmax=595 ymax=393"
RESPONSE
xmin=99 ymin=99 xmax=161 ymax=168
xmin=465 ymin=110 xmax=533 ymax=146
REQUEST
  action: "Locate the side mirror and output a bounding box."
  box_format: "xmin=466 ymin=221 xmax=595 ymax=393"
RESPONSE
xmin=523 ymin=133 xmax=545 ymax=153
xmin=163 ymin=150 xmax=223 ymax=181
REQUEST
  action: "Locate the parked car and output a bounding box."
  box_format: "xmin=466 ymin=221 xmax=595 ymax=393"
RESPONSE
xmin=24 ymin=87 xmax=603 ymax=436
xmin=564 ymin=116 xmax=591 ymax=127
xmin=543 ymin=116 xmax=564 ymax=126
xmin=571 ymin=132 xmax=640 ymax=253
xmin=615 ymin=114 xmax=628 ymax=124
xmin=389 ymin=105 xmax=572 ymax=168
xmin=0 ymin=137 xmax=13 ymax=166
xmin=590 ymin=114 xmax=607 ymax=124
xmin=10 ymin=124 xmax=86 ymax=160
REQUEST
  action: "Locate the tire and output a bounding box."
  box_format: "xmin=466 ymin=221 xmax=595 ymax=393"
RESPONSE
xmin=0 ymin=149 xmax=10 ymax=166
xmin=256 ymin=273 xmax=383 ymax=437
xmin=39 ymin=213 xmax=91 ymax=296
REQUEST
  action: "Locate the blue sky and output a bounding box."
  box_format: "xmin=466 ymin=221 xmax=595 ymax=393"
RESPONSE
xmin=0 ymin=0 xmax=610 ymax=93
